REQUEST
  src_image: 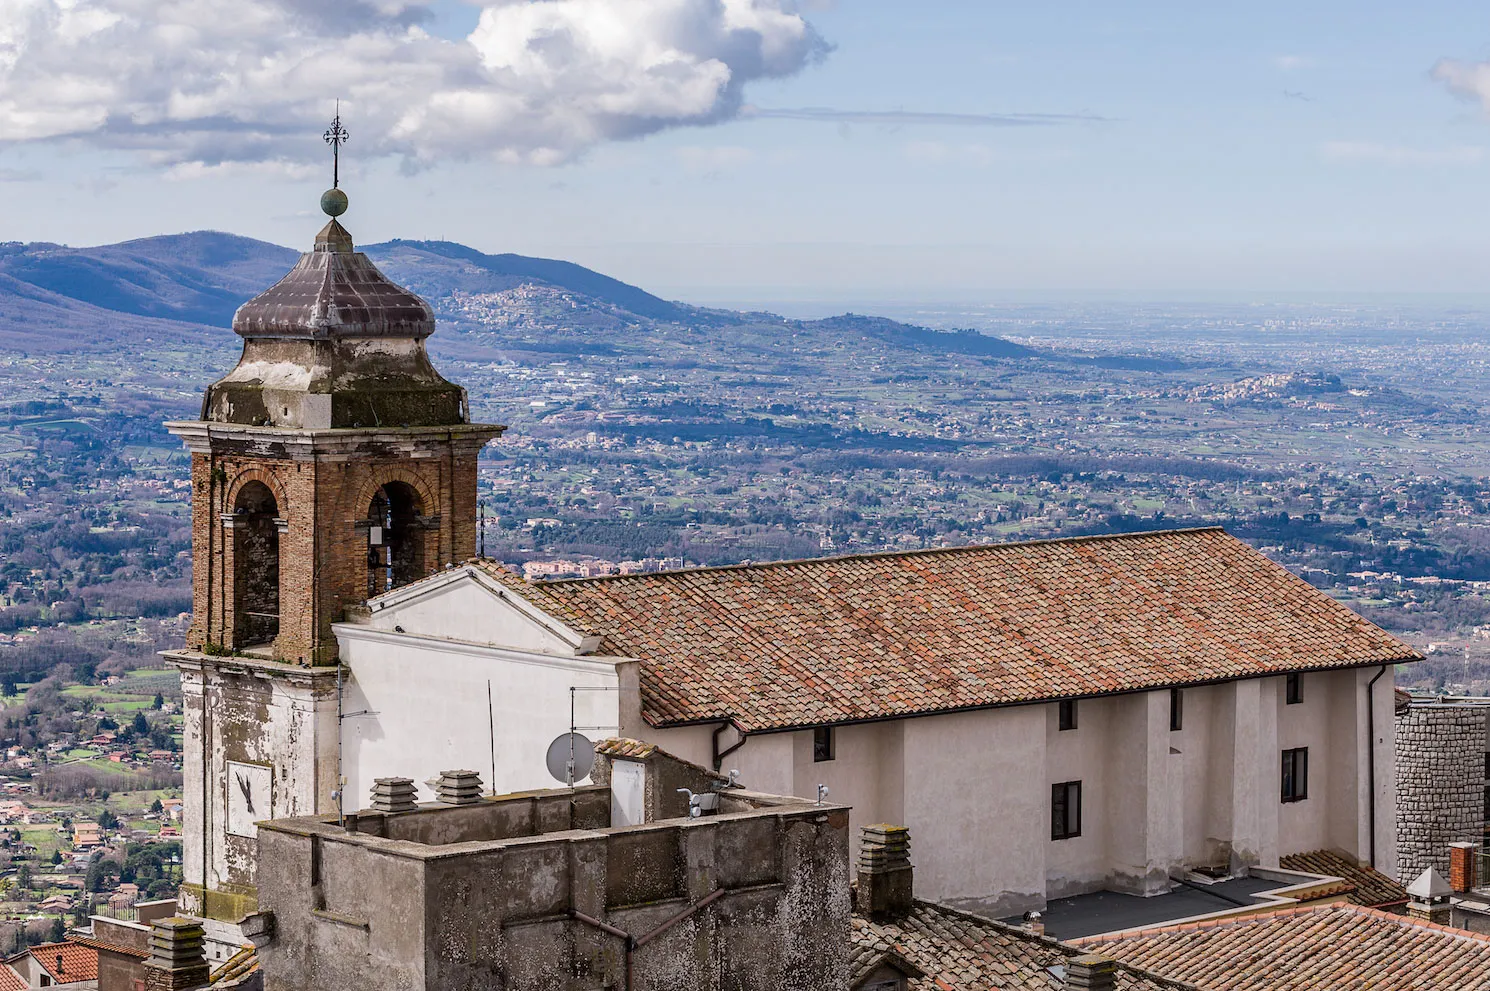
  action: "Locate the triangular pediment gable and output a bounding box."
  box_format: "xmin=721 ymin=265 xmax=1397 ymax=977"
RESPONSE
xmin=361 ymin=565 xmax=602 ymax=656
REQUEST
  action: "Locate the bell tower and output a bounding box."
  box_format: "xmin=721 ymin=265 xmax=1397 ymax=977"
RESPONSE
xmin=169 ymin=188 xmax=502 ymax=665
xmin=163 ymin=124 xmax=503 ymax=923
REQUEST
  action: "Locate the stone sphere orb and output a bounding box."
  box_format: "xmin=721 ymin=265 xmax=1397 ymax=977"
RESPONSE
xmin=320 ymin=188 xmax=349 ymax=217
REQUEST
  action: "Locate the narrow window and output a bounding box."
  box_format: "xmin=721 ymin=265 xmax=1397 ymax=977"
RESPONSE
xmin=1051 ymin=781 xmax=1082 ymax=840
xmin=1170 ymin=688 xmax=1184 ymax=732
xmin=1059 ymin=699 xmax=1078 ymax=731
xmin=1483 ymin=752 xmax=1489 ymax=782
xmin=1281 ymin=747 xmax=1309 ymax=802
xmin=813 ymin=726 xmax=834 ymax=763
xmin=1286 ymin=672 xmax=1303 ymax=705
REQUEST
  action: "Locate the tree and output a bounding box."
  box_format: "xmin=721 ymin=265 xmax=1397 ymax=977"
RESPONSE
xmin=0 ymin=678 xmax=14 ymax=698
xmin=151 ymin=693 xmax=163 ymax=710
xmin=96 ymin=809 xmax=119 ymax=830
xmin=48 ymin=850 xmax=60 ymax=866
xmin=131 ymin=712 xmax=148 ymax=736
xmin=14 ymin=863 xmax=31 ymax=891
xmin=47 ymin=918 xmax=62 ymax=943
xmin=149 ymin=798 xmax=163 ymax=814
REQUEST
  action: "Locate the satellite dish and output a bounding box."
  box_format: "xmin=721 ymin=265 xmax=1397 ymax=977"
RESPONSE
xmin=546 ymin=732 xmax=595 ymax=784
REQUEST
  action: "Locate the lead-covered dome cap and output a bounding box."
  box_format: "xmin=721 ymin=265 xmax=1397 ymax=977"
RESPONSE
xmin=231 ymin=198 xmax=434 ymax=340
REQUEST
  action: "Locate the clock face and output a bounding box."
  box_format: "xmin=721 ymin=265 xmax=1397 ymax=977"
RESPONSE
xmin=225 ymin=761 xmax=272 ymax=838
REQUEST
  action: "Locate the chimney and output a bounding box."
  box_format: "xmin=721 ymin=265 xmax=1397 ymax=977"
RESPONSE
xmin=1063 ymin=954 xmax=1117 ymax=991
xmin=368 ymin=777 xmax=419 ymax=813
xmin=855 ymin=824 xmax=912 ymax=920
xmin=435 ymin=769 xmax=484 ymax=805
xmin=143 ymin=917 xmax=210 ymax=990
xmin=1450 ymin=842 xmax=1477 ymax=894
xmin=1406 ymin=867 xmax=1454 ymax=926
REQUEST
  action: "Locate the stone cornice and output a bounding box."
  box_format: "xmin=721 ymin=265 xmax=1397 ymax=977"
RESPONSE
xmin=161 ymin=648 xmax=344 ymax=689
xmin=163 ymin=421 xmax=504 ymax=457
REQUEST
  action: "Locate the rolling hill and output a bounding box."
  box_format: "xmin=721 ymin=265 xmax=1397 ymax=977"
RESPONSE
xmin=0 ymin=230 xmax=1033 ymax=361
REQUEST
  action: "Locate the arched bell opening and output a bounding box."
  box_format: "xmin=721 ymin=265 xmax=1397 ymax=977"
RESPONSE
xmin=232 ymin=481 xmax=280 ymax=647
xmin=367 ymin=481 xmax=426 ymax=597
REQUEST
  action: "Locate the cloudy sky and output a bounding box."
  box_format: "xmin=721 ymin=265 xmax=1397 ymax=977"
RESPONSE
xmin=6 ymin=0 xmax=1490 ymax=304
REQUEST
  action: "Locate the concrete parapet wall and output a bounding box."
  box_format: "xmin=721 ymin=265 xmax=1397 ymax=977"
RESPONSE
xmin=256 ymin=789 xmax=851 ymax=991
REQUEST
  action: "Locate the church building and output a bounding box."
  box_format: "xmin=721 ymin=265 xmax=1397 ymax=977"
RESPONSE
xmin=163 ymin=177 xmax=1420 ymax=944
xmin=162 ymin=184 xmax=502 ymax=930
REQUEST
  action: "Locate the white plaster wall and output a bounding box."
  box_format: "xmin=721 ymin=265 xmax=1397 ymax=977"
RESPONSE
xmin=1370 ymin=666 xmax=1398 ymax=879
xmin=1174 ymin=685 xmax=1220 ymax=866
xmin=1045 ymin=698 xmax=1114 ymax=896
xmin=902 ymin=706 xmax=1047 ymax=913
xmin=365 ymin=574 xmax=579 ymax=656
xmin=787 ymin=721 xmax=906 ymax=851
xmin=1277 ymin=672 xmax=1332 ymax=856
xmin=335 ymin=627 xmax=620 ymax=804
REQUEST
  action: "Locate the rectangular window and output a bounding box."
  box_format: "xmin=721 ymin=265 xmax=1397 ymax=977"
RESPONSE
xmin=1170 ymin=688 xmax=1184 ymax=731
xmin=1059 ymin=699 xmax=1078 ymax=731
xmin=1286 ymin=672 xmax=1303 ymax=705
xmin=813 ymin=726 xmax=834 ymax=763
xmin=1484 ymin=752 xmax=1489 ymax=782
xmin=1051 ymin=781 xmax=1082 ymax=840
xmin=1281 ymin=747 xmax=1309 ymax=802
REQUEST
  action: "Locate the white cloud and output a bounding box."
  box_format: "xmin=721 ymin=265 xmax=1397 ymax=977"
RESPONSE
xmin=0 ymin=0 xmax=826 ymax=171
xmin=1435 ymin=57 xmax=1490 ymax=110
xmin=1273 ymin=55 xmax=1314 ymax=71
xmin=1320 ymin=141 xmax=1485 ymax=167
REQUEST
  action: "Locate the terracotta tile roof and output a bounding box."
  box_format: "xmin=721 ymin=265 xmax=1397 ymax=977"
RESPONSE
xmin=482 ymin=528 xmax=1420 ymax=732
xmin=593 ymin=738 xmax=659 ymax=760
xmin=1076 ymin=904 xmax=1490 ymax=990
xmin=210 ymin=944 xmax=260 ymax=986
xmin=67 ymin=935 xmax=150 ymax=960
xmin=30 ymin=940 xmax=99 ymax=982
xmin=1278 ymin=850 xmax=1409 ymax=908
xmin=0 ymin=964 xmax=24 ymax=991
xmin=851 ymin=901 xmax=1194 ymax=990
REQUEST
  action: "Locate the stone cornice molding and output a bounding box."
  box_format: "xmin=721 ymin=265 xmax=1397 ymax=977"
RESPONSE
xmin=163 ymin=421 xmax=504 ymax=458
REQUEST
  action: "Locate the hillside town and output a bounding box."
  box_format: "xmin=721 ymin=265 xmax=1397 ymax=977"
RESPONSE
xmin=6 ymin=1 xmax=1490 ymax=982
xmin=0 ymin=181 xmax=1472 ymax=990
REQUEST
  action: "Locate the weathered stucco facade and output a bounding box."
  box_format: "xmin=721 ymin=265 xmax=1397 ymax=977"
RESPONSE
xmin=169 ymin=653 xmax=339 ymax=920
xmin=633 ymin=667 xmax=1399 ymax=916
xmin=255 ymin=752 xmax=851 ymax=991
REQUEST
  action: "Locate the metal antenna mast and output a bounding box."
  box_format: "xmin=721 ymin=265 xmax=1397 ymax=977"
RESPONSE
xmin=323 ymin=102 xmax=349 ymax=189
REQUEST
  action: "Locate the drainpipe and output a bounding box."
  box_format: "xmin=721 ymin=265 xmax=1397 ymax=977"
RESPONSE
xmin=711 ymin=720 xmax=747 ymax=773
xmin=1367 ymin=664 xmax=1388 ymax=868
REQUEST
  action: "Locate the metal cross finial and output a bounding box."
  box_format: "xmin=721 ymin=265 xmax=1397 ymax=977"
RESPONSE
xmin=323 ymin=102 xmax=349 ymax=189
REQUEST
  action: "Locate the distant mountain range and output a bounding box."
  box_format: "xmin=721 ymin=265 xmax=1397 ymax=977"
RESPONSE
xmin=0 ymin=230 xmax=1034 ymax=361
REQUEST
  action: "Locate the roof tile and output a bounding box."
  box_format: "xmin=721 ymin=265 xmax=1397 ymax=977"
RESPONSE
xmin=481 ymin=528 xmax=1418 ymax=732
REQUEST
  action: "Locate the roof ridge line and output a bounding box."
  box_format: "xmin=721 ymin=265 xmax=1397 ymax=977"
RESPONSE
xmin=535 ymin=526 xmax=1228 ymax=586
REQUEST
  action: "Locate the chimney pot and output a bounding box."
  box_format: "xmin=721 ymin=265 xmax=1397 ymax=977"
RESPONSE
xmin=1064 ymin=953 xmax=1117 ymax=991
xmin=855 ymin=824 xmax=913 ymax=919
xmin=144 ymin=917 xmax=210 ymax=990
xmin=1450 ymin=842 xmax=1477 ymax=894
xmin=367 ymin=777 xmax=419 ymax=814
xmin=435 ymin=769 xmax=485 ymax=805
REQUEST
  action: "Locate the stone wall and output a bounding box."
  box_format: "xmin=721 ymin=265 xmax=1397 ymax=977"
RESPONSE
xmin=1395 ymin=702 xmax=1487 ymax=884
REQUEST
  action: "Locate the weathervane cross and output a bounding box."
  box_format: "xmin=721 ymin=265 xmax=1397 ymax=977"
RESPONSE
xmin=323 ymin=103 xmax=349 ymax=189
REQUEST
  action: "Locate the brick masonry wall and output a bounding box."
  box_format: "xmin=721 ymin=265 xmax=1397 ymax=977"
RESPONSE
xmin=186 ymin=433 xmax=486 ymax=665
xmin=1395 ymin=704 xmax=1488 ymax=884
